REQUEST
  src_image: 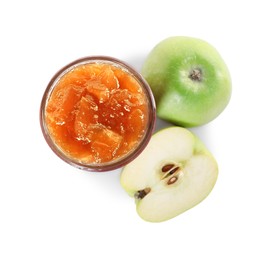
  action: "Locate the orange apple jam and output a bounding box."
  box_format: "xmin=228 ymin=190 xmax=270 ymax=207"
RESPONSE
xmin=44 ymin=61 xmax=151 ymax=166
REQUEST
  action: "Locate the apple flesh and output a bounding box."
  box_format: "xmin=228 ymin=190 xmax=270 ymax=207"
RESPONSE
xmin=141 ymin=36 xmax=232 ymax=127
xmin=120 ymin=127 xmax=218 ymax=222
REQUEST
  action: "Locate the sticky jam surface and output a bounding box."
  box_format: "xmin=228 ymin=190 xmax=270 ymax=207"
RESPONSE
xmin=45 ymin=63 xmax=149 ymax=164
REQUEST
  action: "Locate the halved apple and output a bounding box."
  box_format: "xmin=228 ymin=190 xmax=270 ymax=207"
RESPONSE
xmin=120 ymin=127 xmax=218 ymax=222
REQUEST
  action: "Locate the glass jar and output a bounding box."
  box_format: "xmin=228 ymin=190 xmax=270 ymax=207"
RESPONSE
xmin=40 ymin=56 xmax=156 ymax=172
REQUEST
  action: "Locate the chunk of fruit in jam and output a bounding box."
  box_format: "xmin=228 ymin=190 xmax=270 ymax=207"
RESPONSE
xmin=45 ymin=63 xmax=148 ymax=164
xmin=74 ymin=95 xmax=99 ymax=142
xmin=46 ymin=85 xmax=82 ymax=125
xmin=90 ymin=126 xmax=123 ymax=163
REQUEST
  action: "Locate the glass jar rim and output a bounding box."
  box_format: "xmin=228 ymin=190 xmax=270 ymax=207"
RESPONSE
xmin=40 ymin=56 xmax=156 ymax=172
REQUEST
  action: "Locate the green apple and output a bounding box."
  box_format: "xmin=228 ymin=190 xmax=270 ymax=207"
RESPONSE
xmin=141 ymin=36 xmax=232 ymax=127
xmin=120 ymin=127 xmax=218 ymax=222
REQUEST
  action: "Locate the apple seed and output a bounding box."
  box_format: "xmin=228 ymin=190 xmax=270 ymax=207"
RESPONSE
xmin=134 ymin=187 xmax=151 ymax=200
xmin=169 ymin=166 xmax=180 ymax=175
xmin=161 ymin=165 xmax=180 ymax=179
xmin=162 ymin=164 xmax=175 ymax=172
xmin=167 ymin=176 xmax=178 ymax=185
xmin=189 ymin=68 xmax=202 ymax=82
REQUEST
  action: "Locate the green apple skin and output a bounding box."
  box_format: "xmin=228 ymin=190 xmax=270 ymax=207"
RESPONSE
xmin=141 ymin=36 xmax=232 ymax=127
xmin=120 ymin=127 xmax=218 ymax=222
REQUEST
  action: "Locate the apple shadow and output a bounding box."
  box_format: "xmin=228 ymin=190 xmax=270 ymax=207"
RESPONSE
xmin=124 ymin=53 xmax=147 ymax=73
xmin=189 ymin=124 xmax=215 ymax=151
xmin=154 ymin=117 xmax=173 ymax=132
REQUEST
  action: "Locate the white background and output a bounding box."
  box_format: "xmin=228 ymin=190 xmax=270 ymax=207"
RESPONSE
xmin=1 ymin=0 xmax=273 ymax=259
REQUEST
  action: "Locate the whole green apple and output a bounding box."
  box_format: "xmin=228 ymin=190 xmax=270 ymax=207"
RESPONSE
xmin=141 ymin=36 xmax=232 ymax=127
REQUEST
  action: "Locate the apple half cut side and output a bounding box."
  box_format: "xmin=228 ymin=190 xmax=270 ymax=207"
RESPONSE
xmin=120 ymin=127 xmax=218 ymax=222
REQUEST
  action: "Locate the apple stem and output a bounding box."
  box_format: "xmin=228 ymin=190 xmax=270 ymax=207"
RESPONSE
xmin=189 ymin=68 xmax=202 ymax=81
xmin=134 ymin=187 xmax=151 ymax=200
